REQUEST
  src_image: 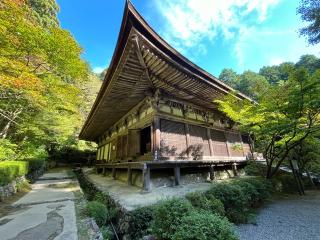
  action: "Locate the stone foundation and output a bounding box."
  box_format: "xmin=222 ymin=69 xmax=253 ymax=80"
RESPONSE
xmin=100 ymin=166 xmax=245 ymax=189
xmin=0 ymin=176 xmax=28 ymax=201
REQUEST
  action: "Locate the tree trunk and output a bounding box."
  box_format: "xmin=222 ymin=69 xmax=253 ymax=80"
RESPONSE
xmin=0 ymin=120 xmax=11 ymax=139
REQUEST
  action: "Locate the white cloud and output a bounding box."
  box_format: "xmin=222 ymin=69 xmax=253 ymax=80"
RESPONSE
xmin=234 ymin=27 xmax=320 ymax=71
xmin=270 ymin=57 xmax=284 ymax=65
xmin=155 ymin=0 xmax=279 ymax=49
xmin=92 ymin=66 xmax=105 ymax=74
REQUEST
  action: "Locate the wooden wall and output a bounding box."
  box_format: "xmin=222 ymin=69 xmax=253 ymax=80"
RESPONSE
xmin=159 ymin=118 xmax=250 ymax=160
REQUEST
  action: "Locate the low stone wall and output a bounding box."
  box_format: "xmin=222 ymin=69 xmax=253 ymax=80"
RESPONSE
xmin=101 ymin=165 xmax=245 ymax=189
xmin=74 ymin=168 xmax=135 ymax=239
xmin=0 ymin=176 xmax=27 ymax=201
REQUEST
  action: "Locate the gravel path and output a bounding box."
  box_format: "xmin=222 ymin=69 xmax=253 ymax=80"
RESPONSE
xmin=237 ymin=190 xmax=320 ymax=240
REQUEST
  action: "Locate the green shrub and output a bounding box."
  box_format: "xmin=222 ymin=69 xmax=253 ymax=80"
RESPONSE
xmin=232 ymin=180 xmax=259 ymax=206
xmin=0 ymin=139 xmax=17 ymax=161
xmin=241 ymin=178 xmax=272 ymax=201
xmin=129 ymin=206 xmax=154 ymax=240
xmin=206 ymin=183 xmax=247 ymax=223
xmin=152 ymin=198 xmax=193 ymax=240
xmin=100 ymin=226 xmax=113 ymax=240
xmin=173 ymin=211 xmax=238 ymax=240
xmin=86 ymin=201 xmax=110 ymax=226
xmin=0 ymin=161 xmax=29 ymax=186
xmin=186 ymin=191 xmax=225 ymax=216
xmin=27 ymin=159 xmax=45 ymax=173
xmin=272 ymin=173 xmax=298 ymax=193
xmin=244 ymin=161 xmax=266 ymax=176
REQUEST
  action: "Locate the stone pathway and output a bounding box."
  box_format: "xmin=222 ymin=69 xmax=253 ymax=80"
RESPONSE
xmin=237 ymin=190 xmax=320 ymax=240
xmin=0 ymin=168 xmax=79 ymax=240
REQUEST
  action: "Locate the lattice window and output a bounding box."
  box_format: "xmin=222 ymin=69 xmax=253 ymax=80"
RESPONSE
xmin=160 ymin=119 xmax=187 ymax=158
xmin=225 ymin=132 xmax=244 ymax=157
xmin=241 ymin=134 xmax=251 ymax=157
xmin=188 ymin=124 xmax=211 ymax=158
xmin=210 ymin=129 xmax=229 ymax=157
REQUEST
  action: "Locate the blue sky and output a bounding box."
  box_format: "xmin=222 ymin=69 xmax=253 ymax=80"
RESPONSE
xmin=57 ymin=0 xmax=319 ymax=76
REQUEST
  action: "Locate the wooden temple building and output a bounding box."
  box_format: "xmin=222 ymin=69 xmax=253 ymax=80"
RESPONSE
xmin=79 ymin=1 xmax=253 ymax=191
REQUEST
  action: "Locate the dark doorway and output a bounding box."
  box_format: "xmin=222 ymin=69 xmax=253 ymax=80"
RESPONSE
xmin=140 ymin=126 xmax=151 ymax=155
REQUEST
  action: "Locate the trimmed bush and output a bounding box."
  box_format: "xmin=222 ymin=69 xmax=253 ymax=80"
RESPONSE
xmin=186 ymin=191 xmax=225 ymax=217
xmin=241 ymin=178 xmax=272 ymax=202
xmin=244 ymin=161 xmax=266 ymax=176
xmin=152 ymin=198 xmax=193 ymax=240
xmin=86 ymin=201 xmax=110 ymax=226
xmin=0 ymin=161 xmax=29 ymax=186
xmin=173 ymin=212 xmax=238 ymax=240
xmin=206 ymin=183 xmax=248 ymax=223
xmin=27 ymin=159 xmax=45 ymax=173
xmin=129 ymin=206 xmax=154 ymax=240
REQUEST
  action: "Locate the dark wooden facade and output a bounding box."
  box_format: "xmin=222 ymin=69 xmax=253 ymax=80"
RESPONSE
xmin=79 ymin=1 xmax=253 ymax=190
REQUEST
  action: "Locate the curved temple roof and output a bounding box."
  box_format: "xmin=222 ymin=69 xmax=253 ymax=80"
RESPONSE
xmin=79 ymin=1 xmax=253 ymax=141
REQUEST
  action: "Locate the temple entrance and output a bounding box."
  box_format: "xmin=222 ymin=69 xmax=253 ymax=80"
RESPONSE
xmin=140 ymin=126 xmax=151 ymax=155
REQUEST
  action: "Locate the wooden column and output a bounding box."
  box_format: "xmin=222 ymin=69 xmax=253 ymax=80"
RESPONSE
xmin=102 ymin=166 xmax=106 ymax=176
xmin=209 ymin=165 xmax=215 ymax=180
xmin=224 ymin=131 xmax=231 ymax=157
xmin=232 ymin=163 xmax=238 ymax=176
xmin=185 ymin=123 xmax=191 ymax=159
xmin=207 ymin=128 xmax=214 ymax=156
xmin=174 ymin=166 xmax=181 ymax=186
xmin=142 ymin=163 xmax=151 ymax=191
xmin=127 ymin=167 xmax=132 ymax=186
xmin=238 ymin=133 xmax=246 ymax=157
xmin=153 ymin=116 xmax=161 ymax=161
xmin=112 ymin=167 xmax=116 ymax=180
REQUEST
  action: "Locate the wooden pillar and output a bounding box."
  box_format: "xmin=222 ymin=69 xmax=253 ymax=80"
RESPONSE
xmin=142 ymin=163 xmax=151 ymax=191
xmin=224 ymin=131 xmax=231 ymax=157
xmin=102 ymin=166 xmax=106 ymax=176
xmin=207 ymin=128 xmax=214 ymax=156
xmin=174 ymin=166 xmax=181 ymax=186
xmin=153 ymin=116 xmax=161 ymax=161
xmin=209 ymin=165 xmax=215 ymax=180
xmin=185 ymin=124 xmax=191 ymax=159
xmin=232 ymin=163 xmax=238 ymax=176
xmin=112 ymin=167 xmax=116 ymax=180
xmin=238 ymin=133 xmax=246 ymax=157
xmin=127 ymin=167 xmax=132 ymax=186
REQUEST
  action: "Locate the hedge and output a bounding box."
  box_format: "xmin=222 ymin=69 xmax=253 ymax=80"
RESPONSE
xmin=0 ymin=161 xmax=29 ymax=186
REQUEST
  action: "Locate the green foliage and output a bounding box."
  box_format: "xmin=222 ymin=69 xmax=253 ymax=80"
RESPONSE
xmin=233 ymin=178 xmax=272 ymax=207
xmin=129 ymin=206 xmax=154 ymax=240
xmin=0 ymin=139 xmax=17 ymax=161
xmin=86 ymin=201 xmax=110 ymax=227
xmin=186 ymin=191 xmax=225 ymax=216
xmin=206 ymin=183 xmax=248 ymax=223
xmin=244 ymin=161 xmax=267 ymax=176
xmin=152 ymin=198 xmax=193 ymax=240
xmin=27 ymin=159 xmax=45 ymax=173
xmin=217 ymin=66 xmax=320 ymax=179
xmin=297 ymin=0 xmax=320 ymax=45
xmin=172 ymin=212 xmax=238 ymax=240
xmin=100 ymin=226 xmax=113 ymax=240
xmin=0 ymin=161 xmax=28 ymax=185
xmin=28 ymin=0 xmax=59 ymax=29
xmin=219 ymin=68 xmax=239 ymax=89
xmin=0 ymin=0 xmax=100 ymax=161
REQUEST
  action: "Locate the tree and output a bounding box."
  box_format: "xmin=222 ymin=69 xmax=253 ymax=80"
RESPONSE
xmin=219 ymin=68 xmax=239 ymax=89
xmin=0 ymin=0 xmax=95 ymax=159
xmin=237 ymin=71 xmax=269 ymax=100
xmin=297 ymin=0 xmax=320 ymax=45
xmin=28 ymin=0 xmax=59 ymax=28
xmin=259 ymin=62 xmax=295 ymax=85
xmin=217 ymin=68 xmax=320 ymax=179
xmin=295 ymin=54 xmax=320 ymax=73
